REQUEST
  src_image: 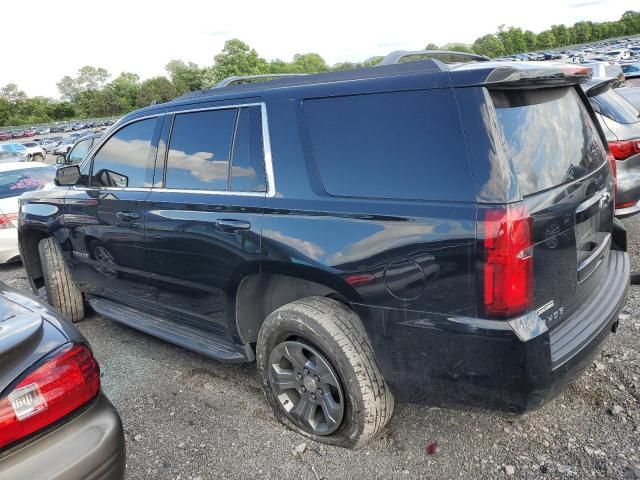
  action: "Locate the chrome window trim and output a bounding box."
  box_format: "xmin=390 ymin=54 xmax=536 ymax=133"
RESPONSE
xmin=74 ymin=101 xmax=276 ymax=198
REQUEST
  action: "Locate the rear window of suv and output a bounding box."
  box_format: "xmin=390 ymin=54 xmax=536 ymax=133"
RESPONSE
xmin=590 ymin=89 xmax=640 ymax=125
xmin=303 ymin=89 xmax=474 ymax=202
xmin=491 ymin=87 xmax=606 ymax=196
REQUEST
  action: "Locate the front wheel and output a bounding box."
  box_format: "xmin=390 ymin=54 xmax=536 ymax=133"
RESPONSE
xmin=256 ymin=297 xmax=394 ymax=448
xmin=32 ymin=153 xmax=44 ymax=162
xmin=38 ymin=237 xmax=85 ymax=322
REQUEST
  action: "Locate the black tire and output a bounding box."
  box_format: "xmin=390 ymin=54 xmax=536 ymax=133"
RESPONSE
xmin=38 ymin=237 xmax=84 ymax=323
xmin=32 ymin=153 xmax=44 ymax=162
xmin=256 ymin=296 xmax=394 ymax=448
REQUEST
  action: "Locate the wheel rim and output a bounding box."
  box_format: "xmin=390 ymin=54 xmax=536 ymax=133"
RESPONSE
xmin=268 ymin=340 xmax=344 ymax=436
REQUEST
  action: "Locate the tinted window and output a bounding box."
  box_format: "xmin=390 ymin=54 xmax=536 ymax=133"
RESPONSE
xmin=91 ymin=118 xmax=156 ymax=188
xmin=590 ymin=89 xmax=640 ymax=125
xmin=0 ymin=166 xmax=55 ymax=199
xmin=303 ymin=90 xmax=472 ymax=201
xmin=492 ymin=87 xmax=606 ymax=196
xmin=68 ymin=138 xmax=92 ymax=163
xmin=230 ymin=106 xmax=266 ymax=192
xmin=166 ymin=109 xmax=237 ymax=191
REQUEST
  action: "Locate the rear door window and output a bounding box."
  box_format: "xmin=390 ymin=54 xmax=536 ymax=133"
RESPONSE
xmin=491 ymin=87 xmax=606 ymax=196
xmin=165 ymin=109 xmax=237 ymax=191
xmin=303 ymin=90 xmax=473 ymax=201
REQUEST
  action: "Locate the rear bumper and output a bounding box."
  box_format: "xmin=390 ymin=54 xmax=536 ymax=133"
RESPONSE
xmin=357 ymin=250 xmax=630 ymax=413
xmin=0 ymin=393 xmax=125 ymax=480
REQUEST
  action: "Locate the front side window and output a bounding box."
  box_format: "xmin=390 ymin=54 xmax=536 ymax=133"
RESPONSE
xmin=91 ymin=118 xmax=157 ymax=188
xmin=68 ymin=139 xmax=92 ymax=164
xmin=165 ymin=109 xmax=237 ymax=191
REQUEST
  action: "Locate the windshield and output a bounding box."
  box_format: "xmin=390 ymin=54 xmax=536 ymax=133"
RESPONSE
xmin=591 ymin=89 xmax=640 ymax=124
xmin=0 ymin=166 xmax=55 ymax=199
xmin=491 ymin=87 xmax=606 ymax=196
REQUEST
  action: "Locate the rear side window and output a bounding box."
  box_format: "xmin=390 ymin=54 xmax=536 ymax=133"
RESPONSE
xmin=165 ymin=109 xmax=237 ymax=191
xmin=590 ymin=89 xmax=640 ymax=125
xmin=491 ymin=87 xmax=606 ymax=196
xmin=303 ymin=90 xmax=473 ymax=201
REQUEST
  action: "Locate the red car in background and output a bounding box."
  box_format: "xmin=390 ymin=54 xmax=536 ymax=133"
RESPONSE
xmin=0 ymin=131 xmax=10 ymax=141
xmin=23 ymin=129 xmax=36 ymax=137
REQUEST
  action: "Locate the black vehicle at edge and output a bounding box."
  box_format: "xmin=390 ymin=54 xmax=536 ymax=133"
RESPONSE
xmin=18 ymin=58 xmax=629 ymax=448
xmin=0 ymin=281 xmax=124 ymax=478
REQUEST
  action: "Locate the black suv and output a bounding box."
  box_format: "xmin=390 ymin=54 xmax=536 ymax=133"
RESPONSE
xmin=18 ymin=57 xmax=630 ymax=448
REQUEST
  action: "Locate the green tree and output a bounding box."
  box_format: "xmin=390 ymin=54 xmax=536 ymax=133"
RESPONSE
xmin=213 ymin=39 xmax=269 ymax=83
xmin=550 ymin=24 xmax=571 ymax=46
xmin=0 ymin=83 xmax=27 ymax=104
xmin=108 ymin=72 xmax=141 ymax=112
xmin=165 ymin=60 xmax=213 ymax=94
xmin=472 ymin=34 xmax=505 ymax=57
xmin=536 ymin=31 xmax=556 ymax=49
xmin=290 ymin=53 xmax=327 ymax=73
xmin=425 ymin=43 xmax=439 ymax=50
xmin=136 ymin=76 xmax=178 ymax=107
xmin=441 ymin=43 xmax=474 ymax=53
xmin=57 ymin=66 xmax=111 ymax=101
xmin=523 ymin=30 xmax=537 ymax=51
xmin=573 ymin=21 xmax=592 ymax=44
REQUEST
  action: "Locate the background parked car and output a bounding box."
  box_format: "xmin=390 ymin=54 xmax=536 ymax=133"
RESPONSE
xmin=584 ymin=79 xmax=640 ymax=217
xmin=0 ymin=162 xmax=55 ymax=263
xmin=0 ymin=132 xmax=10 ymax=141
xmin=0 ymin=280 xmax=125 ymax=479
xmin=0 ymin=144 xmax=30 ymax=162
xmin=20 ymin=142 xmax=45 ymax=162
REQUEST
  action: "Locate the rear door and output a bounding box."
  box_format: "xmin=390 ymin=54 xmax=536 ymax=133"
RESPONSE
xmin=487 ymin=86 xmax=613 ymax=327
xmin=144 ymin=103 xmax=267 ymax=338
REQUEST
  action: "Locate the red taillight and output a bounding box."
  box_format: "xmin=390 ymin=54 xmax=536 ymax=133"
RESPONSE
xmin=482 ymin=204 xmax=533 ymax=318
xmin=608 ymin=152 xmax=617 ymax=206
xmin=0 ymin=212 xmax=15 ymax=230
xmin=609 ymin=140 xmax=640 ymax=160
xmin=0 ymin=344 xmax=100 ymax=450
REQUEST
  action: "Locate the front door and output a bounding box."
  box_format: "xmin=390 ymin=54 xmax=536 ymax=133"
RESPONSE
xmin=145 ymin=104 xmax=268 ymax=338
xmin=65 ymin=116 xmax=162 ymax=308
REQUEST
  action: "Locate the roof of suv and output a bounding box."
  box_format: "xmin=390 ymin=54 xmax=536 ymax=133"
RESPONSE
xmin=126 ymin=60 xmax=593 ymax=121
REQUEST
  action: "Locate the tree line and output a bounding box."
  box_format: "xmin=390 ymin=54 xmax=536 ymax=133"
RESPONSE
xmin=1 ymin=10 xmax=638 ymax=127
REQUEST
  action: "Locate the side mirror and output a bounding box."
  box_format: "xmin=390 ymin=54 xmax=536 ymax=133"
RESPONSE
xmin=56 ymin=155 xmax=66 ymax=165
xmin=55 ymin=165 xmax=80 ymax=186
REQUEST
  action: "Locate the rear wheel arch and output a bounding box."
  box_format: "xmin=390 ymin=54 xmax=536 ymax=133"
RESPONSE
xmin=235 ymin=273 xmax=354 ymax=344
xmin=19 ymin=228 xmax=51 ymax=289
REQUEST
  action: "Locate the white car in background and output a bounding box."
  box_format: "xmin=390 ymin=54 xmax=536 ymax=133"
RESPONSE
xmin=20 ymin=142 xmax=46 ymax=162
xmin=0 ymin=162 xmax=56 ymax=263
xmin=605 ymin=49 xmax=632 ymax=61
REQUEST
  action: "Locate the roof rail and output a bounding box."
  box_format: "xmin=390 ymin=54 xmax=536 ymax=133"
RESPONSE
xmin=215 ymin=73 xmax=309 ymax=88
xmin=379 ymin=50 xmax=490 ymax=66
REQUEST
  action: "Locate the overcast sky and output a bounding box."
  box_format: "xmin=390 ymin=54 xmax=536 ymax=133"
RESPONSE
xmin=1 ymin=0 xmax=633 ymax=98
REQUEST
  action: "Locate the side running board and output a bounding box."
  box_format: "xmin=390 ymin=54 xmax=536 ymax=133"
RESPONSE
xmin=88 ymin=297 xmax=254 ymax=363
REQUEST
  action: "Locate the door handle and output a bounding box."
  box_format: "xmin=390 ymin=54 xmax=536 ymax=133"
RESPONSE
xmin=214 ymin=219 xmax=251 ymax=232
xmin=116 ymin=211 xmax=139 ymax=222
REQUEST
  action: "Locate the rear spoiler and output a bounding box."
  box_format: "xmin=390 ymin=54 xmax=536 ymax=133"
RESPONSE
xmin=483 ymin=65 xmax=593 ymax=89
xmin=581 ymin=77 xmax=617 ymax=97
xmin=451 ymin=63 xmax=593 ymax=89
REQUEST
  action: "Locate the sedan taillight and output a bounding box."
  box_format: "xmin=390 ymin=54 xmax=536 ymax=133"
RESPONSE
xmin=0 ymin=344 xmax=100 ymax=450
xmin=609 ymin=140 xmax=640 ymax=160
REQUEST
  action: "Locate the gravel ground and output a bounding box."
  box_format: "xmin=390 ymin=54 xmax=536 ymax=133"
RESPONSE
xmin=2 ymin=219 xmax=640 ymax=479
